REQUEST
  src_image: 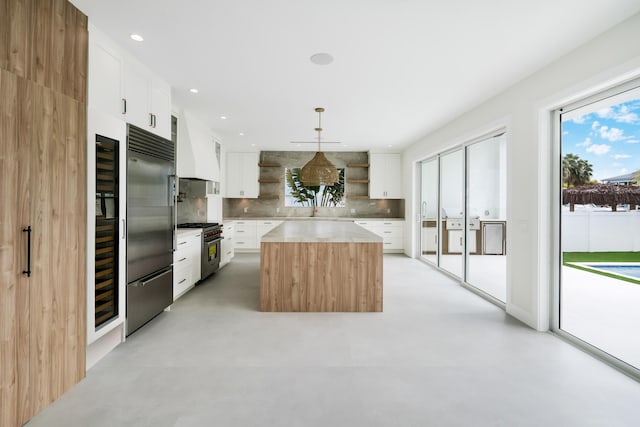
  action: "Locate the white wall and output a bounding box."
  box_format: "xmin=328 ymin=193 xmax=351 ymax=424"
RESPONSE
xmin=402 ymin=12 xmax=640 ymax=330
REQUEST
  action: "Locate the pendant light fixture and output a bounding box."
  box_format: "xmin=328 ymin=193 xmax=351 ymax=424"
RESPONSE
xmin=300 ymin=107 xmax=339 ymax=186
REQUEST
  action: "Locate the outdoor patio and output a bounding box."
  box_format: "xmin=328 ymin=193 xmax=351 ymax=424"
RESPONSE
xmin=561 ymin=266 xmax=640 ymax=369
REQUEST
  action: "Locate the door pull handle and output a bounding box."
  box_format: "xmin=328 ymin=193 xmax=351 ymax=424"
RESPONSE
xmin=23 ymin=226 xmax=32 ymax=277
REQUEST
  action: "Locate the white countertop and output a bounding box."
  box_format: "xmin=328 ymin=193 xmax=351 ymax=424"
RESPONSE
xmin=224 ymin=217 xmax=403 ymax=222
xmin=261 ymin=220 xmax=382 ymax=243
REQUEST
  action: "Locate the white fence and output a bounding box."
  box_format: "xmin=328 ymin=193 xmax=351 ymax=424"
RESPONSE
xmin=562 ymin=208 xmax=640 ymax=252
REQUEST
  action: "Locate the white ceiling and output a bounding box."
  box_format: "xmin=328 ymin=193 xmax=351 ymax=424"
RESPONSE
xmin=70 ymin=0 xmax=640 ymax=152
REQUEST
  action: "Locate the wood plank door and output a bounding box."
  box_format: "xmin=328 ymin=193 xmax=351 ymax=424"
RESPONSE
xmin=0 ymin=69 xmax=32 ymax=427
xmin=28 ymin=81 xmax=86 ymax=417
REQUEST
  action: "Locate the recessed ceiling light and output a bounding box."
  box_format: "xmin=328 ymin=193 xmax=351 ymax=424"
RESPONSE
xmin=251 ymin=144 xmax=257 ymax=147
xmin=189 ymin=88 xmax=199 ymax=93
xmin=220 ymin=116 xmax=227 ymax=120
xmin=310 ymin=53 xmax=333 ymax=65
xmin=130 ymin=34 xmax=144 ymax=42
xmin=387 ymin=144 xmax=394 ymax=148
xmin=239 ymin=132 xmax=244 ymax=136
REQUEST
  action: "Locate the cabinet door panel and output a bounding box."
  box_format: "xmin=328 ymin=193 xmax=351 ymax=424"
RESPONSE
xmin=151 ymin=83 xmax=171 ymax=138
xmin=88 ymin=40 xmax=123 ymax=116
xmin=123 ymin=62 xmax=149 ymax=129
xmin=0 ymin=69 xmax=32 ymax=427
xmin=29 ymin=83 xmax=86 ymax=415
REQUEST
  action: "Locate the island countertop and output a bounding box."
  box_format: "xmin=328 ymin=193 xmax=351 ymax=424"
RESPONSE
xmin=260 ymin=220 xmax=383 ymax=312
xmin=261 ymin=220 xmax=382 ymax=243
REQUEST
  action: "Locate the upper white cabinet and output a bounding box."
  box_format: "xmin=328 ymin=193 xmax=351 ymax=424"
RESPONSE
xmin=176 ymin=111 xmax=220 ymax=181
xmin=123 ymin=61 xmax=149 ymax=128
xmin=226 ymin=152 xmax=259 ymax=198
xmin=88 ymin=38 xmax=123 ymax=117
xmin=369 ymin=153 xmax=402 ymax=199
xmin=150 ymin=79 xmax=171 ymax=138
xmin=87 ymin=24 xmax=171 ymax=139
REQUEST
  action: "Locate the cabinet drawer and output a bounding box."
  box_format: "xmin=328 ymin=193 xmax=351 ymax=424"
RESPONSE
xmin=173 ymin=264 xmax=192 ymax=300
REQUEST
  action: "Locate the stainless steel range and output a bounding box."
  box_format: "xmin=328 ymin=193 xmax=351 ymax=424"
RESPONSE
xmin=177 ymin=222 xmax=223 ymax=279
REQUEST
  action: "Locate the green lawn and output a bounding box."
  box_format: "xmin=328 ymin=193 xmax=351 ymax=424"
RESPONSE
xmin=563 ymin=252 xmax=640 ymax=285
xmin=563 ymin=251 xmax=640 ymax=263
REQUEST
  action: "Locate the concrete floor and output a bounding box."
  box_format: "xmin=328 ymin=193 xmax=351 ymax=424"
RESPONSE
xmin=28 ymin=254 xmax=640 ymax=427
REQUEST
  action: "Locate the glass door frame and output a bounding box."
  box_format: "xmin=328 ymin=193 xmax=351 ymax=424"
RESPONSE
xmin=551 ymin=78 xmax=640 ymax=380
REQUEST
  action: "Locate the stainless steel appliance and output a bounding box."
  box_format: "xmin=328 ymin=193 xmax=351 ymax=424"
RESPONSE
xmin=177 ymin=223 xmax=223 ymax=279
xmin=126 ymin=124 xmax=175 ymax=335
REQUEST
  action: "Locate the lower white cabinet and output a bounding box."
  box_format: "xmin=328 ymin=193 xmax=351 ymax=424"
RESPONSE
xmin=354 ymin=220 xmax=404 ymax=252
xmin=233 ymin=220 xmax=283 ymax=251
xmin=173 ymin=230 xmax=202 ymax=300
xmin=220 ymin=221 xmax=235 ymax=268
xmin=229 ymin=219 xmax=404 ymax=252
xmin=233 ymin=220 xmax=258 ymax=251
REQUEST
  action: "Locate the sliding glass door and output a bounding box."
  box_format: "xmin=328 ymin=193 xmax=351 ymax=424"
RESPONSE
xmin=439 ymin=149 xmax=464 ymax=278
xmin=558 ymin=83 xmax=640 ymax=370
xmin=466 ymin=135 xmax=507 ymax=302
xmin=418 ymin=133 xmax=507 ymax=303
xmin=420 ymin=158 xmax=439 ymax=264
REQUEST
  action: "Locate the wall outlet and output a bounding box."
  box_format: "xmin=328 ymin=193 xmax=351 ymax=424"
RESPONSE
xmin=276 ymin=207 xmax=280 ymax=213
xmin=243 ymin=207 xmax=248 ymax=213
xmin=350 ymin=208 xmax=356 ymax=214
xmin=386 ymin=208 xmax=391 ymax=214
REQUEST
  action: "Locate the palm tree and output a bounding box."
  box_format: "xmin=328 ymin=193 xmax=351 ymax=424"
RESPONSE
xmin=562 ymin=153 xmax=593 ymax=187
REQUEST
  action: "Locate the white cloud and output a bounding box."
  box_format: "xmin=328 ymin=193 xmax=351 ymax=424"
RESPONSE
xmin=591 ymin=120 xmax=600 ymax=130
xmin=599 ymin=126 xmax=625 ymax=142
xmin=576 ymin=137 xmax=591 ymax=147
xmin=612 ymin=153 xmax=631 ymax=159
xmin=597 ymin=107 xmax=613 ymax=119
xmin=620 ymin=168 xmax=628 ymax=174
xmin=586 ymin=143 xmax=611 ymax=155
xmin=596 ymin=105 xmax=639 ymax=124
xmin=572 ymin=115 xmax=586 ymax=124
xmin=562 ymin=131 xmax=569 ymax=136
xmin=613 ymin=162 xmax=622 ymax=167
xmin=626 ymin=139 xmax=640 ymax=144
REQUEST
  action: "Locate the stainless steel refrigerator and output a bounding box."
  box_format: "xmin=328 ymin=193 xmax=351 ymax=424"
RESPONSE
xmin=126 ymin=124 xmax=175 ymax=335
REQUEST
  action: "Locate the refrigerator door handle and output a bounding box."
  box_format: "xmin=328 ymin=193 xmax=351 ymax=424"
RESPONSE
xmin=169 ymin=174 xmax=177 ymax=251
xmin=132 ymin=268 xmax=173 ymax=287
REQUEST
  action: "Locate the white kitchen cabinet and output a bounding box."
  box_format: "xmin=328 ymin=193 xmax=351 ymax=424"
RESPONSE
xmin=226 ymin=153 xmax=259 ymax=198
xmin=355 ymin=219 xmax=404 ymax=252
xmin=150 ymin=79 xmax=171 ymax=138
xmin=177 ymin=111 xmax=220 ymax=181
xmin=173 ymin=231 xmax=202 ymax=300
xmin=233 ymin=220 xmax=258 ymax=250
xmin=369 ymin=153 xmax=402 ymax=199
xmin=220 ymin=221 xmax=235 ymax=268
xmin=87 ymin=24 xmax=171 ymax=140
xmin=88 ymin=33 xmax=124 ymax=117
xmin=123 ymin=61 xmax=150 ymax=130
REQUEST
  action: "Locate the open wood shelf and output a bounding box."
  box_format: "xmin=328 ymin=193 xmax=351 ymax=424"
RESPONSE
xmin=347 ymin=195 xmax=370 ymax=200
xmin=258 ymin=162 xmax=281 ymax=167
xmin=347 ymin=179 xmax=369 ymax=184
xmin=258 ymin=194 xmax=280 ymax=199
xmin=258 ymin=178 xmax=280 ymax=183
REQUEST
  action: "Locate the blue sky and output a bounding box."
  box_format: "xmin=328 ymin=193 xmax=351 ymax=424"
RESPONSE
xmin=562 ymin=98 xmax=640 ymax=182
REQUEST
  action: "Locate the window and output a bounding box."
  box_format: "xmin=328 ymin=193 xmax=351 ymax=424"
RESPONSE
xmin=284 ymin=167 xmax=345 ymax=208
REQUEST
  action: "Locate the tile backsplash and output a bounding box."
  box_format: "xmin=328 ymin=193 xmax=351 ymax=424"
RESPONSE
xmin=223 ymin=151 xmax=404 ymax=218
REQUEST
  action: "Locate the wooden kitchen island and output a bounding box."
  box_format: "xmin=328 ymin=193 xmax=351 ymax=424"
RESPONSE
xmin=260 ymin=221 xmax=383 ymax=312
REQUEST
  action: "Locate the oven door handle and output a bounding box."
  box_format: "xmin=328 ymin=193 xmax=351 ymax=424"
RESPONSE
xmin=208 ymin=236 xmax=224 ymax=243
